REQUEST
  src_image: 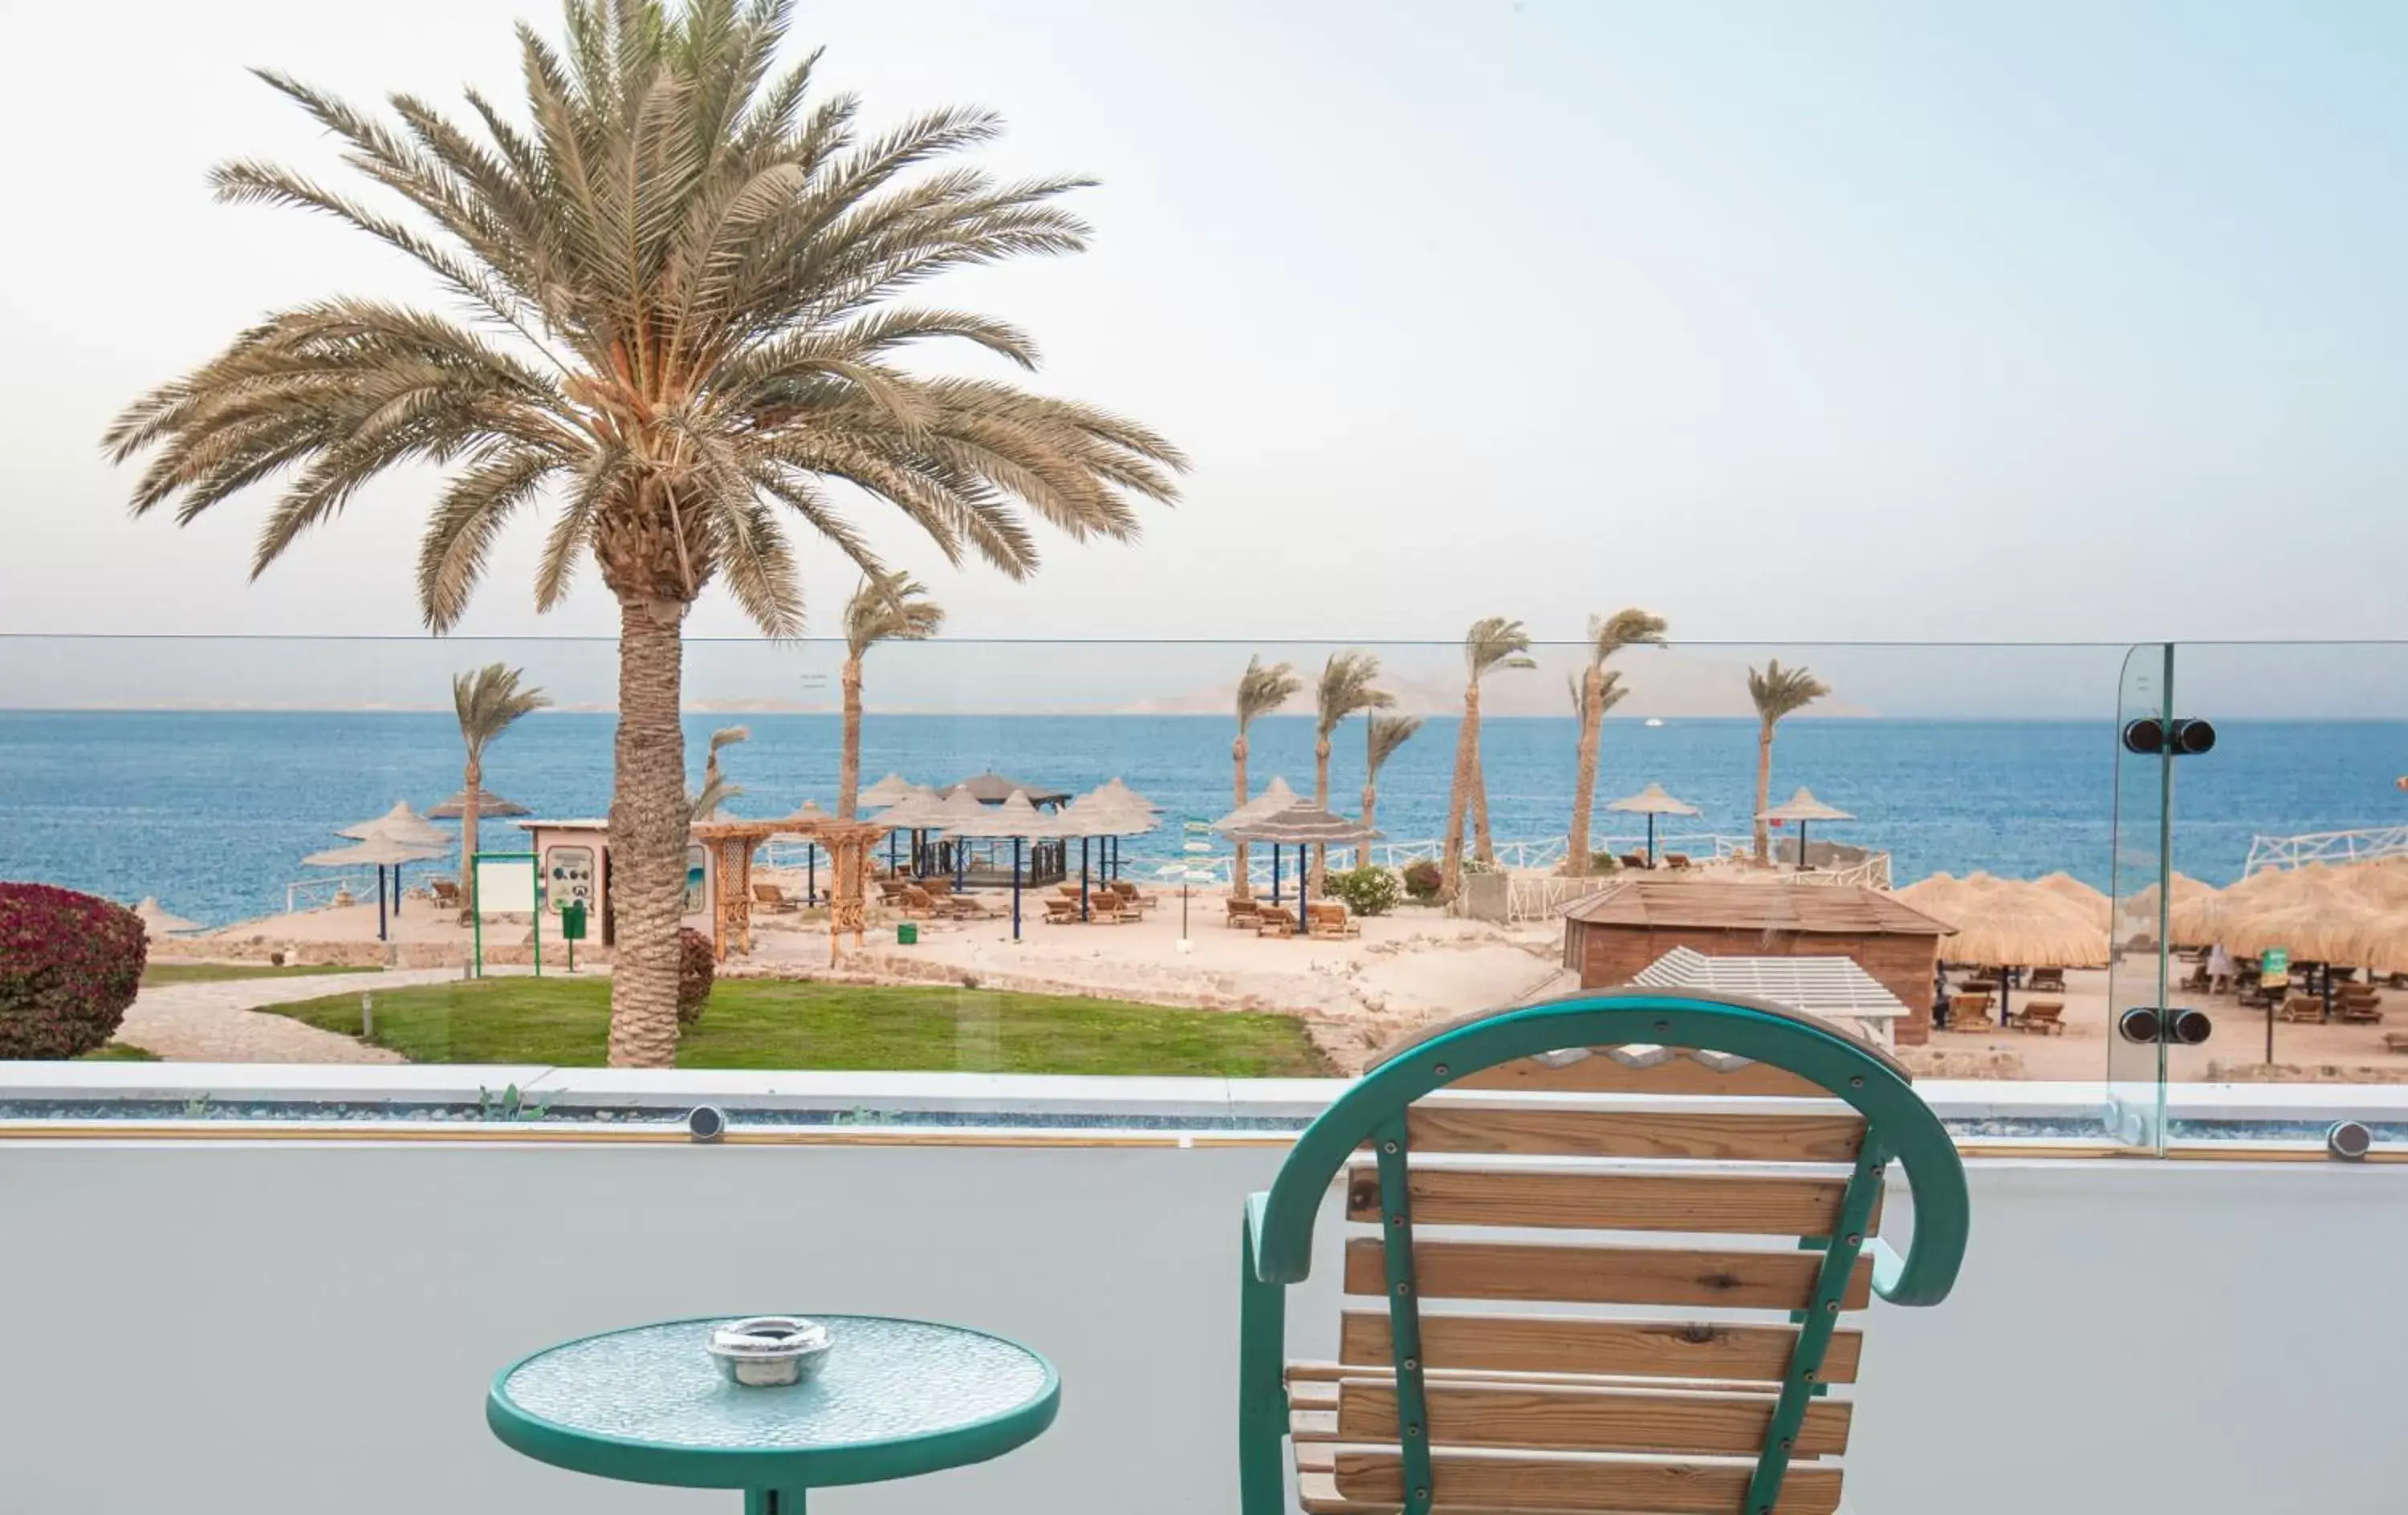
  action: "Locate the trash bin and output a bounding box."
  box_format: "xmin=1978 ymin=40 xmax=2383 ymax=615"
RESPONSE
xmin=897 ymin=922 xmax=919 ymax=946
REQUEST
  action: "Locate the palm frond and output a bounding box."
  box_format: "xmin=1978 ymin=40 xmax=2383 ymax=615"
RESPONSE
xmin=1463 ymin=616 xmax=1536 ymax=681
xmin=843 ymin=567 xmax=945 ymax=658
xmin=452 ymin=662 xmax=553 ymax=757
xmin=1748 ymin=660 xmax=1831 ymax=725
xmin=1315 ymin=651 xmax=1394 ymax=738
xmin=1236 ymin=655 xmax=1302 ymax=729
xmin=1588 ymin=607 xmax=1667 ymax=669
xmin=1365 ymin=712 xmax=1422 ymax=781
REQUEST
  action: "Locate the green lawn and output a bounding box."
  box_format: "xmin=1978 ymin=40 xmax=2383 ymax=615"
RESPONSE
xmin=262 ymin=977 xmax=1329 ymax=1076
xmin=79 ymin=1042 xmax=161 ymax=1061
xmin=141 ymin=962 xmax=379 ymax=987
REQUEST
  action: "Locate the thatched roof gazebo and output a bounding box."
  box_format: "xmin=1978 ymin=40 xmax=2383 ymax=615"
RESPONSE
xmin=943 ymin=771 xmax=1072 ymax=808
xmin=943 ymin=790 xmax=1076 ymax=939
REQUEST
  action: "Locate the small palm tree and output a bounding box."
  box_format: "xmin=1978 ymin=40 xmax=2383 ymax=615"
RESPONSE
xmin=1440 ymin=618 xmax=1535 ymax=897
xmin=838 ymin=571 xmax=943 ymax=818
xmin=1230 ymin=656 xmax=1301 ymax=900
xmin=1566 ymin=609 xmax=1666 ymax=874
xmin=451 ymin=664 xmax=551 ymax=916
xmin=1311 ymin=652 xmax=1393 ymax=888
xmin=1359 ymin=712 xmax=1422 ymax=869
xmin=104 ymin=0 xmax=1182 ymax=1066
xmin=1748 ymin=660 xmax=1830 ymax=863
xmin=699 ymin=725 xmax=750 ymax=820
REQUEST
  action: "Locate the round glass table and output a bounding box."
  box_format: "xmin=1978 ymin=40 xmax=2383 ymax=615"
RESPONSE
xmin=488 ymin=1314 xmax=1060 ymax=1513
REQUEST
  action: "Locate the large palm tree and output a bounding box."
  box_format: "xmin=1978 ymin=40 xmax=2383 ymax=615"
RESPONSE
xmin=700 ymin=725 xmax=749 ymax=819
xmin=1440 ymin=618 xmax=1534 ymax=897
xmin=451 ymin=664 xmax=551 ymax=916
xmin=103 ymin=0 xmax=1182 ymax=1066
xmin=838 ymin=570 xmax=942 ymax=817
xmin=1748 ymin=660 xmax=1830 ymax=863
xmin=1230 ymin=656 xmax=1300 ymax=901
xmin=1359 ymin=712 xmax=1422 ymax=869
xmin=1566 ymin=609 xmax=1666 ymax=874
xmin=1311 ymin=652 xmax=1392 ymax=888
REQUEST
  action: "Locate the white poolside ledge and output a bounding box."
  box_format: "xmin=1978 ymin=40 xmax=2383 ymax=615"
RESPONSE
xmin=6 ymin=1062 xmax=2408 ymax=1134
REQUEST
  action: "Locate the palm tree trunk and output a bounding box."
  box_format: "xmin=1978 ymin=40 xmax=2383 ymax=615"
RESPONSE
xmin=457 ymin=754 xmax=482 ymax=922
xmin=1231 ymin=733 xmax=1252 ymax=901
xmin=606 ymin=595 xmax=689 ymax=1069
xmin=837 ymin=653 xmax=865 ymax=819
xmin=1567 ymin=667 xmax=1601 ymax=875
xmin=1312 ymin=734 xmax=1332 ymax=892
xmin=1470 ymin=741 xmax=1493 ymax=862
xmin=1440 ymin=685 xmax=1479 ymax=900
xmin=1360 ymin=778 xmax=1378 ymax=871
xmin=1753 ymin=718 xmax=1775 ymax=864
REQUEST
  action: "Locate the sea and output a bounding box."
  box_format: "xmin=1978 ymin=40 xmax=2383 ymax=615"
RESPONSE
xmin=2 ymin=711 xmax=2402 ymax=927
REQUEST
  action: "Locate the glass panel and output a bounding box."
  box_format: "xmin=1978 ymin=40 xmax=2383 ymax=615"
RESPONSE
xmin=2106 ymin=644 xmax=2174 ymax=1151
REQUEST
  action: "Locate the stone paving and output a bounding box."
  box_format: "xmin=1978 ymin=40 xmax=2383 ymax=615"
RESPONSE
xmin=118 ymin=969 xmax=466 ymax=1063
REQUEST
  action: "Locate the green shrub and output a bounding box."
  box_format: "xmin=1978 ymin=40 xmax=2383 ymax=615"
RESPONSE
xmin=1462 ymin=855 xmax=1501 ymax=875
xmin=677 ymin=926 xmax=714 ymax=1026
xmin=0 ymin=883 xmax=148 ymax=1059
xmin=1401 ymin=859 xmax=1442 ymax=902
xmin=1327 ymin=866 xmax=1404 ymax=917
xmin=1589 ymin=851 xmax=1624 ymax=873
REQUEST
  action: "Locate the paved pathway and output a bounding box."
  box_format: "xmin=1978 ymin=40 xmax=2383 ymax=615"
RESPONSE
xmin=120 ymin=969 xmax=464 ymax=1063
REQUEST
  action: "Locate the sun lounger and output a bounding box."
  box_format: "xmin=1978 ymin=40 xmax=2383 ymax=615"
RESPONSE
xmin=897 ymin=885 xmax=941 ymax=920
xmin=429 ymin=879 xmax=463 ymax=911
xmin=1226 ymin=898 xmax=1261 ymax=928
xmin=2011 ymin=999 xmax=2065 ymax=1035
xmin=2340 ymin=999 xmax=2385 ymax=1025
xmin=1307 ymin=902 xmax=1358 ymax=940
xmin=751 ymin=883 xmax=799 ymax=914
xmin=2279 ymin=996 xmax=2324 ymax=1024
xmin=1257 ymin=912 xmax=1296 ymax=939
xmin=2386 ymin=1031 xmax=2408 ymax=1054
xmin=1662 ymin=851 xmax=1693 ymax=871
xmin=1946 ymin=991 xmax=1991 ymax=1029
xmin=1043 ymin=897 xmax=1080 ymax=924
xmin=2027 ymin=967 xmax=2068 ymax=993
xmin=1620 ymin=851 xmax=1650 ymax=871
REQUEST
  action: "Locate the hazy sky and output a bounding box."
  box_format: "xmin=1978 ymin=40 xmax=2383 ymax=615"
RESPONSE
xmin=4 ymin=0 xmax=2403 ymax=647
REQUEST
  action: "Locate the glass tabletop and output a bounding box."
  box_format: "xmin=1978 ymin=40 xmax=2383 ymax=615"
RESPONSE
xmin=489 ymin=1314 xmax=1059 ymax=1491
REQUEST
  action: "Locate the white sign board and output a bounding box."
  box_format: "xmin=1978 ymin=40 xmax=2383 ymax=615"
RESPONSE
xmin=473 ymin=855 xmax=537 ymax=915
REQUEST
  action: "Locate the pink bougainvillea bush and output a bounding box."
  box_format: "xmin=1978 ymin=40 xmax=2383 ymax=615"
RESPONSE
xmin=0 ymin=883 xmax=148 ymax=1059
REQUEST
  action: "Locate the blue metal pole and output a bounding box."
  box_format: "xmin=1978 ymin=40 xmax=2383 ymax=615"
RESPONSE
xmin=1080 ymin=836 xmax=1091 ymax=920
xmin=1271 ymin=845 xmax=1282 ymax=905
xmin=1011 ymin=836 xmax=1024 ymax=941
xmin=376 ymin=864 xmax=388 ymax=941
xmin=807 ymin=843 xmax=817 ymax=904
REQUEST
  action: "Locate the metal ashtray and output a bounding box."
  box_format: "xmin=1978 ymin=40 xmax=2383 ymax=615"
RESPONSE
xmin=706 ymin=1317 xmax=833 ymax=1387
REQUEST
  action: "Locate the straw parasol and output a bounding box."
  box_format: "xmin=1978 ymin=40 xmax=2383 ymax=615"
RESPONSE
xmin=942 ymin=771 xmax=1072 ymax=807
xmin=1755 ymin=788 xmax=1853 ymax=867
xmin=303 ymin=835 xmax=448 ymax=940
xmin=132 ymin=897 xmax=200 ymax=936
xmin=856 ymin=773 xmax=918 ymax=810
xmin=424 ymin=786 xmax=530 ymax=820
xmin=1088 ymin=777 xmax=1161 ymax=818
xmin=2033 ymin=871 xmax=2113 ymax=933
xmin=340 ymin=801 xmax=450 ymax=849
xmin=1605 ymin=782 xmax=1700 ymax=866
xmin=1062 ymin=790 xmax=1161 ymax=914
xmin=944 ymin=791 xmax=1074 ymax=939
xmin=1213 ymin=775 xmax=1302 ymax=833
xmin=2140 ymin=871 xmax=2220 ymax=946
xmin=1220 ymin=803 xmax=1381 ymax=934
xmin=1940 ymin=879 xmax=2109 ymax=970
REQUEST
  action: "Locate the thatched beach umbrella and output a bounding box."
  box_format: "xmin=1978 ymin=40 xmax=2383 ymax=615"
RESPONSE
xmin=1064 ymin=790 xmax=1160 ymax=918
xmin=2034 ymin=872 xmax=2113 ymax=932
xmin=132 ymin=897 xmax=200 ymax=936
xmin=1222 ymin=804 xmax=1381 ymax=933
xmin=1214 ymin=775 xmax=1301 ymax=831
xmin=341 ymin=801 xmax=450 ymax=849
xmin=1943 ymin=882 xmax=2108 ymax=971
xmin=424 ymin=786 xmax=530 ymax=821
xmin=1081 ymin=778 xmax=1161 ymax=882
xmin=868 ymin=784 xmax=944 ymax=875
xmin=303 ymin=836 xmax=447 ymax=941
xmin=856 ymin=773 xmax=918 ymax=810
xmin=1755 ymin=788 xmax=1853 ymax=868
xmin=943 ymin=770 xmax=1072 ymax=807
xmin=1605 ymin=782 xmax=1701 ymax=867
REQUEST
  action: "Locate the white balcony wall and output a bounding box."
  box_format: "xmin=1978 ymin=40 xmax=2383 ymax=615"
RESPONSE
xmin=2 ymin=1137 xmax=2404 ymax=1515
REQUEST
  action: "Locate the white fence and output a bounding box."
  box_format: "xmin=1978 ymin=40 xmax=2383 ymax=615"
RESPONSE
xmin=2244 ymin=825 xmax=2408 ymax=875
xmin=283 ymin=875 xmax=372 ymax=912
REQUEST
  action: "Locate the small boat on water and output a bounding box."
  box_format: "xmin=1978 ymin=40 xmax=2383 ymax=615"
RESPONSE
xmin=1644 ymin=717 xmax=1665 ymax=728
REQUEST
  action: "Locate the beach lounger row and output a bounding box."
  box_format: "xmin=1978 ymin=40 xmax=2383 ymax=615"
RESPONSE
xmin=1224 ymin=897 xmax=1361 ymax=939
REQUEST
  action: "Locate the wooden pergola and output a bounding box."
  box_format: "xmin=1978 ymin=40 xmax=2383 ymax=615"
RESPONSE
xmin=690 ymin=811 xmax=892 ymax=965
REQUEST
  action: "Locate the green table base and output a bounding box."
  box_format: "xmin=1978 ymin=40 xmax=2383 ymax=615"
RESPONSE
xmin=489 ymin=1314 xmax=1059 ymax=1507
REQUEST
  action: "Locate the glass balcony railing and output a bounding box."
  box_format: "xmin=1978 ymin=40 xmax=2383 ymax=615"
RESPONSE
xmin=2 ymin=632 xmax=2405 ymax=1151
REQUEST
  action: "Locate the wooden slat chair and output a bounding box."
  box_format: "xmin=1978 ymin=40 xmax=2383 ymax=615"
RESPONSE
xmin=1240 ymin=990 xmax=1971 ymax=1515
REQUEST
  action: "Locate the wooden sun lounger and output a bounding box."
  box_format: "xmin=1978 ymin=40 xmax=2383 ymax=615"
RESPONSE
xmin=1257 ymin=912 xmax=1296 ymax=939
xmin=1620 ymin=851 xmax=1650 ymax=871
xmin=1307 ymin=902 xmax=1359 ymax=940
xmin=1226 ymin=898 xmax=1262 ymax=928
xmin=1946 ymin=991 xmax=1991 ymax=1029
xmin=429 ymin=879 xmax=463 ymax=911
xmin=2386 ymin=1031 xmax=2408 ymax=1054
xmin=2278 ymin=996 xmax=2325 ymax=1024
xmin=2011 ymin=999 xmax=2065 ymax=1035
xmin=897 ymin=885 xmax=941 ymax=920
xmin=1043 ymin=897 xmax=1080 ymax=924
xmin=751 ymin=883 xmax=799 ymax=914
xmin=2027 ymin=968 xmax=2068 ymax=993
xmin=2340 ymin=1001 xmax=2385 ymax=1025
xmin=1662 ymin=852 xmax=1694 ymax=871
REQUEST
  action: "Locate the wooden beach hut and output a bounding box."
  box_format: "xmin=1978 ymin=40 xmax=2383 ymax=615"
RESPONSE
xmin=1560 ymin=879 xmax=1954 ymax=1044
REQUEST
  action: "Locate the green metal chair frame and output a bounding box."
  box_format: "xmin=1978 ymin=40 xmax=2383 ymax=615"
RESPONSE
xmin=1238 ymin=989 xmax=1971 ymax=1515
